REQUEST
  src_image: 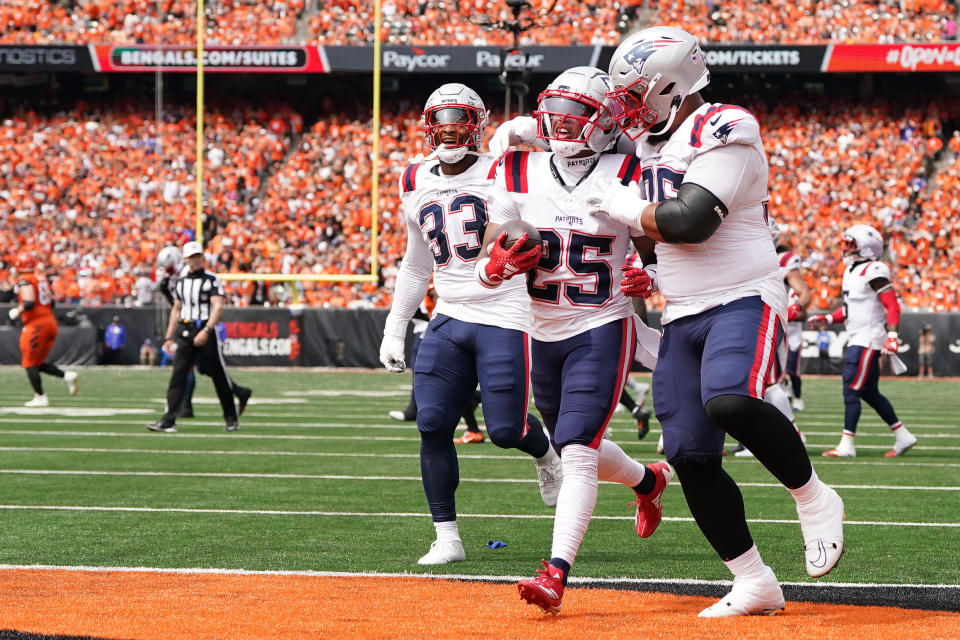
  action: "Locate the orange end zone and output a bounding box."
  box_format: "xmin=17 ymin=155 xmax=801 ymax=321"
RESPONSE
xmin=0 ymin=570 xmax=957 ymax=640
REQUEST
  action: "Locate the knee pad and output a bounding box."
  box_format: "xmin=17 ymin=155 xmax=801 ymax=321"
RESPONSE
xmin=485 ymin=423 xmax=522 ymax=449
xmin=416 ymin=406 xmax=456 ymax=435
xmin=842 ymin=383 xmax=862 ymax=405
xmin=704 ymin=394 xmax=761 ymax=430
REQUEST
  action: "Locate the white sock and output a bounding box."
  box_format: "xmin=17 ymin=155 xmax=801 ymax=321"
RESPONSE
xmin=597 ymin=439 xmax=646 ymax=487
xmin=838 ymin=432 xmax=856 ymax=450
xmin=763 ymin=383 xmax=795 ymax=423
xmin=535 ymin=442 xmax=560 ymax=468
xmin=550 ymin=444 xmax=599 ymax=567
xmin=724 ymin=543 xmax=768 ymax=579
xmin=789 ymin=467 xmax=824 ymax=508
xmin=434 ymin=520 xmax=460 ymax=543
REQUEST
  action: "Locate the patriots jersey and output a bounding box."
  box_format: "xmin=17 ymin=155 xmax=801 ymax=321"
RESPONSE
xmin=397 ymin=154 xmax=530 ymax=332
xmin=635 ymin=102 xmax=785 ymax=324
xmin=778 ymin=250 xmax=803 ymax=350
xmin=488 ymin=150 xmax=643 ymax=341
xmin=842 ymin=260 xmax=892 ymax=349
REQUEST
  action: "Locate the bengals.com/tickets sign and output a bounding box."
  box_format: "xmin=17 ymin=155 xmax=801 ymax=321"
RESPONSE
xmin=824 ymin=43 xmax=960 ymax=72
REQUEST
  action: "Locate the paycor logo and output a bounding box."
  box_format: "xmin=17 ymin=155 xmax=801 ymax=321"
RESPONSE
xmin=476 ymin=50 xmax=545 ymax=69
xmin=382 ymin=51 xmax=451 ymax=71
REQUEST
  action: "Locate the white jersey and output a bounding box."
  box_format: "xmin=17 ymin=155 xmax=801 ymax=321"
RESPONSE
xmin=635 ymin=102 xmax=785 ymax=324
xmin=384 ymin=154 xmax=530 ymax=338
xmin=842 ymin=260 xmax=891 ymax=349
xmin=488 ymin=150 xmax=642 ymax=341
xmin=778 ymin=250 xmax=804 ymax=351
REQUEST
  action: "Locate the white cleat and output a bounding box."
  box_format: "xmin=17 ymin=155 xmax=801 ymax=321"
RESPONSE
xmin=797 ymin=484 xmax=845 ymax=578
xmin=791 ymin=398 xmax=805 ymax=412
xmin=698 ymin=566 xmax=785 ymax=617
xmin=25 ymin=394 xmax=49 ymax=407
xmin=733 ymin=448 xmax=755 ymax=458
xmin=64 ymin=371 xmax=78 ymax=396
xmin=656 ymin=434 xmax=665 ymax=455
xmin=417 ymin=539 xmax=466 ymax=565
xmin=536 ymin=456 xmax=563 ymax=507
xmin=885 ymin=430 xmax=918 ymax=458
xmin=822 ymin=446 xmax=855 ymax=458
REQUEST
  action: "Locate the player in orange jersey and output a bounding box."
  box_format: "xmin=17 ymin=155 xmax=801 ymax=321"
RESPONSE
xmin=8 ymin=254 xmax=77 ymax=406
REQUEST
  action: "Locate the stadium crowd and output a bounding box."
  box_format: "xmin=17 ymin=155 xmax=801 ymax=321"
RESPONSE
xmin=1 ymin=90 xmax=959 ymax=312
xmin=0 ymin=1 xmax=957 ymax=46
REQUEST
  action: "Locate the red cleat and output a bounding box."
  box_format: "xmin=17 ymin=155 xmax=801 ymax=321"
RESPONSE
xmin=517 ymin=560 xmax=565 ymax=614
xmin=629 ymin=461 xmax=674 ymax=538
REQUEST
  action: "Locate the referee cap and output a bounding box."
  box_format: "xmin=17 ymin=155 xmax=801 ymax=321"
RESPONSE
xmin=182 ymin=241 xmax=204 ymax=257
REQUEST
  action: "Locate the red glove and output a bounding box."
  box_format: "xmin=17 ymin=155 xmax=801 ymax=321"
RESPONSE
xmin=620 ymin=264 xmax=653 ymax=298
xmin=787 ymin=304 xmax=801 ymax=322
xmin=882 ymin=331 xmax=900 ymax=355
xmin=479 ymin=231 xmax=542 ymax=286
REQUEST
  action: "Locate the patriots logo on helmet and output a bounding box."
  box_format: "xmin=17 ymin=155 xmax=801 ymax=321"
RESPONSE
xmin=623 ymin=37 xmax=678 ymax=74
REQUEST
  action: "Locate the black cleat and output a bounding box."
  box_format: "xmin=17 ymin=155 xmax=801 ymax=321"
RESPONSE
xmin=177 ymin=405 xmax=195 ymax=418
xmin=632 ymin=406 xmax=652 ymax=440
xmin=225 ymin=418 xmax=239 ymax=432
xmin=236 ymin=387 xmax=252 ymax=416
xmin=146 ymin=421 xmax=177 ymax=433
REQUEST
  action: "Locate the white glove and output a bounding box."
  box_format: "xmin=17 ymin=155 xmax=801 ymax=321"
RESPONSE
xmin=584 ymin=176 xmax=652 ymax=232
xmin=379 ymin=334 xmax=407 ymax=373
xmin=8 ymin=307 xmax=20 ymax=321
xmin=488 ymin=116 xmax=539 ymax=156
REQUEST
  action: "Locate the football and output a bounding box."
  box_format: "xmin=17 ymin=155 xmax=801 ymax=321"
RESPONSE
xmin=498 ymin=219 xmax=542 ymax=252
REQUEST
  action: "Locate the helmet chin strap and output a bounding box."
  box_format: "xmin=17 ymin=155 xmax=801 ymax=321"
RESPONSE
xmin=645 ymin=102 xmax=681 ymax=139
xmin=435 ymin=144 xmax=481 ymax=164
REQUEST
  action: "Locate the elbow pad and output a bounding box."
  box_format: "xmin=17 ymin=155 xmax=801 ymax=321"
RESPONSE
xmin=654 ymin=182 xmax=728 ymax=244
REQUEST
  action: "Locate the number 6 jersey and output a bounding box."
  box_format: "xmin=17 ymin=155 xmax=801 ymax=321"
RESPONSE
xmin=395 ymin=154 xmax=530 ymax=333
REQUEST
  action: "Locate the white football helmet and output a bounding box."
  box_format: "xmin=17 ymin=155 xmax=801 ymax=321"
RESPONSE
xmin=606 ymin=25 xmax=710 ymax=140
xmin=156 ymin=245 xmax=183 ymax=276
xmin=841 ymin=224 xmax=884 ymax=265
xmin=422 ymin=83 xmax=489 ymax=163
xmin=533 ymin=66 xmax=618 ymax=158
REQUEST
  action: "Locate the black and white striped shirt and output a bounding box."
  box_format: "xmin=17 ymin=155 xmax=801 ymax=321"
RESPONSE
xmin=175 ymin=269 xmax=225 ymax=324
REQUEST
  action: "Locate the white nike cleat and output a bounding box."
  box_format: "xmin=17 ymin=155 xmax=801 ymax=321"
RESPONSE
xmin=535 ymin=455 xmax=563 ymax=507
xmin=64 ymin=371 xmax=78 ymax=396
xmin=791 ymin=398 xmax=805 ymax=411
xmin=25 ymin=394 xmax=49 ymax=407
xmin=417 ymin=539 xmax=466 ymax=565
xmin=698 ymin=565 xmax=785 ymax=617
xmin=822 ymin=446 xmax=855 ymax=458
xmin=885 ymin=430 xmax=918 ymax=458
xmin=797 ymin=484 xmax=845 ymax=578
xmin=733 ymin=448 xmax=755 ymax=458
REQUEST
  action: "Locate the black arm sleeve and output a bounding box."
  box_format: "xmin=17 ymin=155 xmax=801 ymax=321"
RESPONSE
xmin=23 ymin=300 xmax=35 ymax=311
xmin=654 ymin=182 xmax=729 ymax=244
xmin=158 ymin=278 xmax=175 ymax=305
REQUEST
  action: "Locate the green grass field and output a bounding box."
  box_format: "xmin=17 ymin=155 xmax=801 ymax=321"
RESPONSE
xmin=0 ymin=366 xmax=958 ymax=589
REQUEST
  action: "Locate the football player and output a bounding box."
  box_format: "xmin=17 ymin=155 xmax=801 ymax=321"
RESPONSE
xmin=8 ymin=254 xmax=77 ymax=405
xmin=773 ymin=220 xmax=811 ymax=412
xmin=478 ymin=67 xmax=672 ymax=615
xmin=586 ymin=26 xmax=845 ymax=616
xmin=379 ymin=83 xmax=563 ymax=566
xmin=808 ymin=224 xmax=917 ymax=458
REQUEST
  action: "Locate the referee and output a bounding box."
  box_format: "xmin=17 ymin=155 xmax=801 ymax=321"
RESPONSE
xmin=148 ymin=241 xmax=239 ymax=433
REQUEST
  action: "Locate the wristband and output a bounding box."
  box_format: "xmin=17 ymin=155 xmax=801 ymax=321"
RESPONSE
xmin=887 ymin=331 xmax=898 ymax=339
xmin=475 ymin=257 xmax=502 ymax=289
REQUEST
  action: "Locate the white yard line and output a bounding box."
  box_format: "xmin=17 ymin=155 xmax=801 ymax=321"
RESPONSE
xmin=0 ymin=504 xmax=956 ymax=528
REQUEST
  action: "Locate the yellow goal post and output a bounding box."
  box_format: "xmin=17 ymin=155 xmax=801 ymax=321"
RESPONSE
xmin=193 ymin=0 xmax=383 ymax=302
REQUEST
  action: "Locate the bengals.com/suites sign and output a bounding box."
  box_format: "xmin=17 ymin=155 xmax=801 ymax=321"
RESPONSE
xmin=823 ymin=43 xmax=960 ymax=72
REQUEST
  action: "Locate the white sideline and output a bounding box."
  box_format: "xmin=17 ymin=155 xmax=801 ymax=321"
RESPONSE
xmin=0 ymin=564 xmax=958 ymax=592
